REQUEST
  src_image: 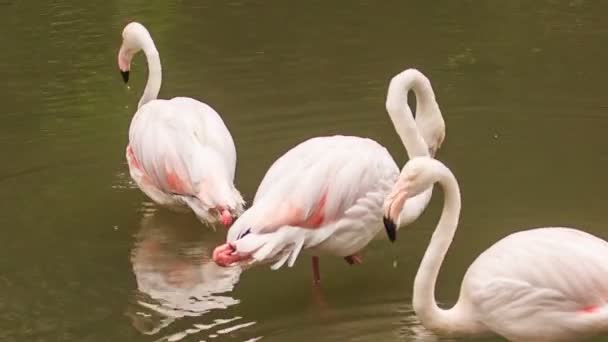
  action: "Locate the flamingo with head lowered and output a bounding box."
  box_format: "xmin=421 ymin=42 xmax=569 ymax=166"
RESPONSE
xmin=383 ymin=156 xmax=608 ymax=341
xmin=213 ymin=68 xmax=445 ymax=283
xmin=117 ymin=22 xmax=244 ymax=227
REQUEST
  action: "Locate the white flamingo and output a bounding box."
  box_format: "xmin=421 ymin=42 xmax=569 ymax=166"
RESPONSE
xmin=117 ymin=22 xmax=243 ymax=226
xmin=212 ymin=68 xmax=445 ymax=282
xmin=383 ymin=156 xmax=608 ymax=341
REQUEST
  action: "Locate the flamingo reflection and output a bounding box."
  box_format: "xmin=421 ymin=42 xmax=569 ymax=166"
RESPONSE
xmin=126 ymin=211 xmax=242 ymax=336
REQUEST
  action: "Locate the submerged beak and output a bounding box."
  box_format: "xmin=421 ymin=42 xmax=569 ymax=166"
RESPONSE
xmin=120 ymin=70 xmax=130 ymax=83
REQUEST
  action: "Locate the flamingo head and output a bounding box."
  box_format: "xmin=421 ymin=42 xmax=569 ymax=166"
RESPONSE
xmin=427 ymin=127 xmax=445 ymax=157
xmin=212 ymin=206 xmax=240 ymax=228
xmin=212 ymin=208 xmax=265 ymax=267
xmin=383 ymin=157 xmax=443 ymax=242
xmin=212 ymin=226 xmax=253 ymax=267
xmin=188 ymin=198 xmax=242 ymax=230
xmin=217 ymin=187 xmax=245 ymax=228
xmin=192 ymin=173 xmax=245 ymax=229
xmin=212 ymin=242 xmax=254 ymax=267
xmin=117 ymin=22 xmax=152 ymax=84
xmin=416 ymin=102 xmax=445 ymax=158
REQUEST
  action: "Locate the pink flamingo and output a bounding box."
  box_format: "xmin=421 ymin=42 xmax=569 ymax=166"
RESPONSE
xmin=383 ymin=156 xmax=608 ymax=341
xmin=117 ymin=22 xmax=243 ymax=227
xmin=213 ymin=68 xmax=445 ymax=282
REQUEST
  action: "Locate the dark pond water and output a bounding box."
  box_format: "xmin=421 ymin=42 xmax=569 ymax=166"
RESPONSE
xmin=2 ymin=1 xmax=608 ymax=341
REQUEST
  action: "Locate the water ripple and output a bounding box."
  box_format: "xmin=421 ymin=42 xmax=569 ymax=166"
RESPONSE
xmin=127 ymin=211 xmax=246 ymax=340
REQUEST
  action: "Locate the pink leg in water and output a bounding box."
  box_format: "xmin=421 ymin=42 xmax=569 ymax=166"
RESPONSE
xmin=311 ymin=274 xmax=329 ymax=313
xmin=312 ymin=256 xmax=321 ymax=284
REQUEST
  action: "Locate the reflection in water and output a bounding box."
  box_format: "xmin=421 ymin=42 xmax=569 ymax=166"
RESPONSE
xmin=4 ymin=0 xmax=608 ymax=340
xmin=257 ymin=298 xmax=444 ymax=342
xmin=395 ymin=306 xmax=443 ymax=342
xmin=111 ymin=170 xmax=139 ymax=191
xmin=126 ymin=210 xmax=251 ymax=340
xmin=322 ymin=303 xmax=440 ymax=341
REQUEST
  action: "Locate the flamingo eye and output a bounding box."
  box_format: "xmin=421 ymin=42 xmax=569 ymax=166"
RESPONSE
xmin=238 ymin=228 xmax=252 ymax=240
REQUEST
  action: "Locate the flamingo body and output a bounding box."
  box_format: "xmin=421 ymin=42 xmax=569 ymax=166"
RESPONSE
xmin=212 ymin=68 xmax=446 ymax=272
xmin=217 ymin=135 xmax=401 ymax=268
xmin=118 ymin=22 xmax=243 ymax=226
xmin=460 ymin=227 xmax=608 ymax=341
xmin=383 ymin=157 xmax=608 ymax=341
xmin=127 ymin=97 xmax=242 ymax=220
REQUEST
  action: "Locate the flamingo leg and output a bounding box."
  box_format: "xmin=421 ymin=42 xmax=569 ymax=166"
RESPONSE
xmin=311 ymin=275 xmax=329 ymax=313
xmin=312 ymin=256 xmax=321 ymax=285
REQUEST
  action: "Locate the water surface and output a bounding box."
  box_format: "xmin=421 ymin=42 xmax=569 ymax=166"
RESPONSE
xmin=2 ymin=1 xmax=608 ymax=341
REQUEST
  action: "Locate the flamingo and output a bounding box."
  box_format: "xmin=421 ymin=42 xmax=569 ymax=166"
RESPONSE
xmin=212 ymin=68 xmax=445 ymax=283
xmin=383 ymin=156 xmax=608 ymax=341
xmin=117 ymin=22 xmax=244 ymax=227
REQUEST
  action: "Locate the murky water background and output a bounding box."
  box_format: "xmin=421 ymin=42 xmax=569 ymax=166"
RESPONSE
xmin=2 ymin=1 xmax=608 ymax=341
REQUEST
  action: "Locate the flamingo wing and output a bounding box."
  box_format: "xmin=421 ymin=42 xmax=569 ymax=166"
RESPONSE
xmin=227 ymin=136 xmax=398 ymax=267
xmin=253 ymin=136 xmax=326 ymax=203
xmin=129 ymin=97 xmax=237 ymax=199
xmin=467 ymin=228 xmax=608 ymax=340
xmin=249 ymin=136 xmax=395 ymax=234
xmin=470 ymin=278 xmax=582 ymax=340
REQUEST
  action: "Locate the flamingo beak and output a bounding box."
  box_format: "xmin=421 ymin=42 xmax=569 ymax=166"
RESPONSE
xmin=121 ymin=70 xmax=130 ymax=83
xmin=117 ymin=44 xmax=132 ymax=84
xmin=383 ymin=191 xmax=408 ymax=242
xmin=383 ymin=216 xmax=397 ymax=242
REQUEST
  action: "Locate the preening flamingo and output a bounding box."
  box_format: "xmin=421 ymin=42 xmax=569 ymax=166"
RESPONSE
xmin=383 ymin=156 xmax=608 ymax=341
xmin=213 ymin=69 xmax=445 ymax=282
xmin=118 ymin=22 xmax=243 ymax=227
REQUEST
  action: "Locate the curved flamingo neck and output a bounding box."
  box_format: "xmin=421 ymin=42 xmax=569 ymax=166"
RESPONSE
xmin=137 ymin=35 xmax=162 ymax=109
xmin=412 ymin=163 xmax=474 ymax=334
xmin=408 ymin=70 xmax=438 ymax=116
xmin=410 ymin=71 xmax=443 ymax=156
xmin=385 ymin=69 xmax=431 ymax=159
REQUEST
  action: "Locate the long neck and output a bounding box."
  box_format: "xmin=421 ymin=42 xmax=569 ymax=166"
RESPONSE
xmin=385 ymin=70 xmax=430 ymax=159
xmin=138 ymin=39 xmax=162 ymax=109
xmin=411 ymin=71 xmax=439 ymax=126
xmin=412 ymin=166 xmax=473 ymax=334
xmin=410 ymin=71 xmax=444 ymax=156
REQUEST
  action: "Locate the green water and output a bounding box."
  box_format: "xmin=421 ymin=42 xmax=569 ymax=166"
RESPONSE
xmin=2 ymin=1 xmax=608 ymax=341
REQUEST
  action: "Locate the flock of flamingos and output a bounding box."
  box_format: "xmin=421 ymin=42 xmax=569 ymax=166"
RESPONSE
xmin=117 ymin=22 xmax=608 ymax=341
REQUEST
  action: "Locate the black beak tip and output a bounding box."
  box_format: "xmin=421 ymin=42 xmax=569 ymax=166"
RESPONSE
xmin=383 ymin=216 xmax=397 ymax=243
xmin=120 ymin=70 xmax=129 ymax=83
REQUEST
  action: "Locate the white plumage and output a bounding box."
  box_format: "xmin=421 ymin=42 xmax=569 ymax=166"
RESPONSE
xmin=383 ymin=157 xmax=608 ymax=341
xmin=225 ymin=136 xmax=398 ymax=269
xmin=118 ymin=22 xmax=243 ymax=226
xmin=212 ymin=68 xmax=445 ymax=274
